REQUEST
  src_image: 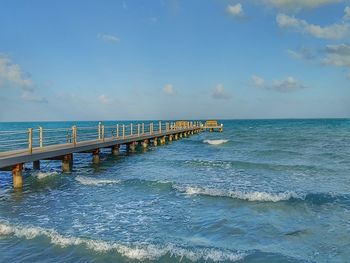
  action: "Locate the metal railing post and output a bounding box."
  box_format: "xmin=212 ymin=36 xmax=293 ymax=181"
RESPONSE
xmin=137 ymin=124 xmax=140 ymax=136
xmin=72 ymin=125 xmax=77 ymax=146
xmin=116 ymin=124 xmax=119 ymax=137
xmin=122 ymin=124 xmax=125 ymax=138
xmin=130 ymin=123 xmax=133 ymax=136
xmin=102 ymin=125 xmax=105 ymax=141
xmin=98 ymin=122 xmax=101 ymax=140
xmin=28 ymin=128 xmax=33 ymax=154
xmin=142 ymin=123 xmax=144 ymax=134
xmin=159 ymin=121 xmax=162 ymax=133
xmin=39 ymin=127 xmax=43 ymax=148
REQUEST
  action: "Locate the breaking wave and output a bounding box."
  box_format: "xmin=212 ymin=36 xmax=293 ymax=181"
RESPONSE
xmin=174 ymin=185 xmax=304 ymax=202
xmin=0 ymin=222 xmax=246 ymax=262
xmin=75 ymin=176 xmax=121 ymax=186
xmin=33 ymin=171 xmax=59 ymax=179
xmin=203 ymin=140 xmax=229 ymax=145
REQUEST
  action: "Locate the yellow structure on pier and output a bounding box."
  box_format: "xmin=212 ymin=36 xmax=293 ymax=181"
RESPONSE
xmin=203 ymin=120 xmax=223 ymax=132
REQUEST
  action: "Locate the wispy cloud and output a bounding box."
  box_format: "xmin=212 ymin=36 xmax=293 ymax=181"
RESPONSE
xmin=21 ymin=91 xmax=47 ymax=103
xmin=98 ymin=94 xmax=112 ymax=104
xmin=262 ymin=0 xmax=341 ymax=11
xmin=0 ymin=54 xmax=47 ymax=103
xmin=212 ymin=84 xmax=231 ymax=99
xmin=344 ymin=6 xmax=350 ymax=20
xmin=0 ymin=55 xmax=33 ymax=89
xmin=163 ymin=84 xmax=176 ymax=96
xmin=251 ymin=75 xmax=265 ymax=87
xmin=98 ymin=34 xmax=120 ymax=43
xmin=276 ymin=13 xmax=350 ymax=40
xmin=227 ymin=3 xmax=244 ymax=17
xmin=287 ymin=47 xmax=317 ymax=60
xmin=323 ymin=44 xmax=350 ymax=67
xmin=252 ymin=75 xmax=307 ymax=92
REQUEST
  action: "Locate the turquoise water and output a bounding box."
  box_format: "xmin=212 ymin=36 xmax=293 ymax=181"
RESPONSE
xmin=0 ymin=119 xmax=349 ymax=262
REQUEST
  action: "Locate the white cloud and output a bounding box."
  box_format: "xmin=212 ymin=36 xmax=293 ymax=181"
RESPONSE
xmin=227 ymin=3 xmax=244 ymax=17
xmin=0 ymin=55 xmax=33 ymax=89
xmin=252 ymin=75 xmax=307 ymax=92
xmin=212 ymin=84 xmax=231 ymax=99
xmin=323 ymin=44 xmax=350 ymax=67
xmin=287 ymin=47 xmax=316 ymax=60
xmin=0 ymin=55 xmax=48 ymax=103
xmin=252 ymin=75 xmax=265 ymax=86
xmin=98 ymin=34 xmax=120 ymax=43
xmin=163 ymin=84 xmax=176 ymax=96
xmin=98 ymin=94 xmax=112 ymax=104
xmin=262 ymin=0 xmax=341 ymax=10
xmin=344 ymin=6 xmax=350 ymax=20
xmin=276 ymin=13 xmax=350 ymax=40
xmin=272 ymin=76 xmax=307 ymax=92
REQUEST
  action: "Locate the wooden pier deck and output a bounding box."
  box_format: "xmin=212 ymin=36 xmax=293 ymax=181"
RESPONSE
xmin=0 ymin=121 xmax=202 ymax=188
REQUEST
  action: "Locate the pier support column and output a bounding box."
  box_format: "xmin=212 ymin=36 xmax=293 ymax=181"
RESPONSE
xmin=169 ymin=135 xmax=173 ymax=142
xmin=92 ymin=149 xmax=100 ymax=164
xmin=12 ymin=163 xmax=23 ymax=189
xmin=33 ymin=160 xmax=40 ymax=170
xmin=62 ymin=154 xmax=73 ymax=172
xmin=160 ymin=136 xmax=166 ymax=145
xmin=129 ymin=142 xmax=137 ymax=152
xmin=153 ymin=138 xmax=158 ymax=146
xmin=174 ymin=134 xmax=178 ymax=140
xmin=112 ymin=145 xmax=120 ymax=155
xmin=142 ymin=140 xmax=148 ymax=149
xmin=183 ymin=132 xmax=187 ymax=138
xmin=179 ymin=133 xmax=183 ymax=138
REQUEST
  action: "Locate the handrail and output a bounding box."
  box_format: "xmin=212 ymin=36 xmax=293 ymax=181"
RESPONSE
xmin=0 ymin=121 xmax=200 ymax=153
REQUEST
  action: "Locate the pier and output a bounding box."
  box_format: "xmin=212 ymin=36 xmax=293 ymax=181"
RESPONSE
xmin=0 ymin=121 xmax=202 ymax=188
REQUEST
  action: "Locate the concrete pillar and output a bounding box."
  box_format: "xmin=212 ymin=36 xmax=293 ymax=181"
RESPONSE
xmin=12 ymin=163 xmax=23 ymax=189
xmin=174 ymin=134 xmax=178 ymax=140
xmin=169 ymin=135 xmax=173 ymax=142
xmin=92 ymin=150 xmax=100 ymax=164
xmin=142 ymin=139 xmax=148 ymax=149
xmin=179 ymin=133 xmax=183 ymax=138
xmin=129 ymin=142 xmax=137 ymax=152
xmin=112 ymin=145 xmax=120 ymax=155
xmin=160 ymin=136 xmax=166 ymax=145
xmin=184 ymin=132 xmax=187 ymax=138
xmin=33 ymin=160 xmax=40 ymax=170
xmin=153 ymin=138 xmax=158 ymax=146
xmin=62 ymin=154 xmax=73 ymax=172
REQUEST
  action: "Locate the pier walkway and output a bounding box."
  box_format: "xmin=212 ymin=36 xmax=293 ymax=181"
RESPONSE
xmin=0 ymin=121 xmax=202 ymax=188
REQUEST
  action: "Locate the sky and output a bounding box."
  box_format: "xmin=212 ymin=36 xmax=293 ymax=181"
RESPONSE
xmin=0 ymin=0 xmax=350 ymax=121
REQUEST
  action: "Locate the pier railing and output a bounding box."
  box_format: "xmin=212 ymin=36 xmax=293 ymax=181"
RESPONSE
xmin=0 ymin=121 xmax=201 ymax=153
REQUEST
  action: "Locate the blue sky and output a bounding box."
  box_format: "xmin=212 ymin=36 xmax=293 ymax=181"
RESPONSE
xmin=0 ymin=0 xmax=349 ymax=121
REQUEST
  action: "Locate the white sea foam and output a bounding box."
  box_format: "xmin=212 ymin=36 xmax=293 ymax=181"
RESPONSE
xmin=0 ymin=222 xmax=245 ymax=262
xmin=203 ymin=139 xmax=229 ymax=145
xmin=75 ymin=176 xmax=121 ymax=186
xmin=175 ymin=185 xmax=303 ymax=202
xmin=33 ymin=171 xmax=59 ymax=179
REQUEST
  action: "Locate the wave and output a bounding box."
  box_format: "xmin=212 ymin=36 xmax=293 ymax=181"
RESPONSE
xmin=33 ymin=171 xmax=59 ymax=179
xmin=203 ymin=140 xmax=229 ymax=145
xmin=173 ymin=185 xmax=304 ymax=202
xmin=75 ymin=176 xmax=121 ymax=186
xmin=0 ymin=222 xmax=246 ymax=262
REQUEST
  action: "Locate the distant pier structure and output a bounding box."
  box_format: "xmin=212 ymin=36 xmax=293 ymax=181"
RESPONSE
xmin=202 ymin=120 xmax=223 ymax=132
xmin=0 ymin=120 xmax=208 ymax=189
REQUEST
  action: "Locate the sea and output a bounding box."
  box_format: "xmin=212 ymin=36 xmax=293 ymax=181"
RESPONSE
xmin=0 ymin=119 xmax=349 ymax=263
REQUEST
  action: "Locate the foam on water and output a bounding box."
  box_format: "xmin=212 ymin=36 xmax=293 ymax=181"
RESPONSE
xmin=174 ymin=185 xmax=304 ymax=202
xmin=75 ymin=176 xmax=121 ymax=186
xmin=33 ymin=171 xmax=59 ymax=179
xmin=0 ymin=222 xmax=246 ymax=262
xmin=203 ymin=139 xmax=229 ymax=145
